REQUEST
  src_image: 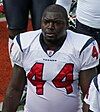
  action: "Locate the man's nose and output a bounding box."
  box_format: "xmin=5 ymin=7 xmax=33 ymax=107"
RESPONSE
xmin=48 ymin=22 xmax=55 ymax=29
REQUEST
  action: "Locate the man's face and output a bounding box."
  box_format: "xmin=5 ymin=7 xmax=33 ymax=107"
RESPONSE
xmin=41 ymin=11 xmax=67 ymax=43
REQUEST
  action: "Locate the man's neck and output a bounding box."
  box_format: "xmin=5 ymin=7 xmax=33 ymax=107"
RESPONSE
xmin=43 ymin=35 xmax=67 ymax=50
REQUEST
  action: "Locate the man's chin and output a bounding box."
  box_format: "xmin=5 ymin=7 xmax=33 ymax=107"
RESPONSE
xmin=45 ymin=37 xmax=58 ymax=44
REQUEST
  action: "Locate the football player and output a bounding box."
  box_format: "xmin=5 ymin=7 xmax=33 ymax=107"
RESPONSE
xmin=2 ymin=4 xmax=99 ymax=112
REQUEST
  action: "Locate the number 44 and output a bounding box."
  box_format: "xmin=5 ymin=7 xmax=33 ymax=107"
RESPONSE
xmin=27 ymin=63 xmax=74 ymax=95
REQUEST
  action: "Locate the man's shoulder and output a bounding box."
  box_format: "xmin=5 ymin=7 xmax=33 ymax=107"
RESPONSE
xmin=67 ymin=30 xmax=92 ymax=41
xmin=13 ymin=29 xmax=42 ymax=51
xmin=20 ymin=29 xmax=42 ymax=40
xmin=67 ymin=30 xmax=95 ymax=51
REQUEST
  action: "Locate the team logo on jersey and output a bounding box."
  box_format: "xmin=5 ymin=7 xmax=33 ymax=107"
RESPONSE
xmin=47 ymin=50 xmax=54 ymax=57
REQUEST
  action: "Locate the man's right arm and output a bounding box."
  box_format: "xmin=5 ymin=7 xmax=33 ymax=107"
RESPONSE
xmin=2 ymin=64 xmax=27 ymax=112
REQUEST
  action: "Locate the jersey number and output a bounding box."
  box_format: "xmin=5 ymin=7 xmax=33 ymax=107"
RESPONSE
xmin=92 ymin=45 xmax=98 ymax=59
xmin=27 ymin=63 xmax=74 ymax=95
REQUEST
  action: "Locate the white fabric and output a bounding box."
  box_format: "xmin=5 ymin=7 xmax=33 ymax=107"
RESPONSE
xmin=56 ymin=0 xmax=72 ymax=13
xmin=0 ymin=102 xmax=3 ymax=111
xmin=84 ymin=74 xmax=100 ymax=112
xmin=8 ymin=38 xmax=14 ymax=67
xmin=11 ymin=29 xmax=99 ymax=112
xmin=76 ymin=0 xmax=100 ymax=28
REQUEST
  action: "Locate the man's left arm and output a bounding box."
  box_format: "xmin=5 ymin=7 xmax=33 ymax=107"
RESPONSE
xmin=79 ymin=67 xmax=97 ymax=112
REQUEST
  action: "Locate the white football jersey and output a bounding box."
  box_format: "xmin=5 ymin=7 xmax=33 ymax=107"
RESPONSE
xmin=84 ymin=74 xmax=100 ymax=112
xmin=11 ymin=29 xmax=99 ymax=112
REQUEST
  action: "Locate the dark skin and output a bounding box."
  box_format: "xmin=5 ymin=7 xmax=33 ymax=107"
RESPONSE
xmin=41 ymin=11 xmax=67 ymax=49
xmin=79 ymin=68 xmax=97 ymax=112
xmin=2 ymin=64 xmax=27 ymax=112
xmin=2 ymin=6 xmax=97 ymax=112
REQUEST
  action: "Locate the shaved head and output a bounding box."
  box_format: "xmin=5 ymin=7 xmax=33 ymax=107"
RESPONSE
xmin=42 ymin=4 xmax=68 ymax=24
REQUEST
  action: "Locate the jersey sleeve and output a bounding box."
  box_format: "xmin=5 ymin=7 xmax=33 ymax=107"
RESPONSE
xmin=11 ymin=36 xmax=23 ymax=67
xmin=79 ymin=39 xmax=99 ymax=70
xmin=84 ymin=79 xmax=100 ymax=112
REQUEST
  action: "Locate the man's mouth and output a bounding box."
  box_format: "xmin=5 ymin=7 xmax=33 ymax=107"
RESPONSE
xmin=46 ymin=33 xmax=55 ymax=36
xmin=45 ymin=31 xmax=56 ymax=37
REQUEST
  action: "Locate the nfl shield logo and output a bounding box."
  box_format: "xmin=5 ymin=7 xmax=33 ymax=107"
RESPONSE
xmin=47 ymin=50 xmax=54 ymax=57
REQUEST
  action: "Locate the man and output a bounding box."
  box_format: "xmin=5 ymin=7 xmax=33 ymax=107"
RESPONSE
xmin=84 ymin=74 xmax=100 ymax=112
xmin=76 ymin=0 xmax=100 ymax=73
xmin=2 ymin=4 xmax=99 ymax=112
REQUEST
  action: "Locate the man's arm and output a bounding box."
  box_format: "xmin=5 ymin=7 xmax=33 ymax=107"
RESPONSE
xmin=79 ymin=67 xmax=97 ymax=112
xmin=2 ymin=64 xmax=27 ymax=112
